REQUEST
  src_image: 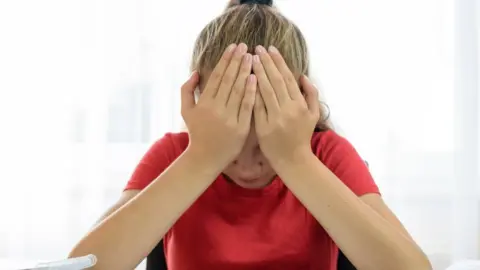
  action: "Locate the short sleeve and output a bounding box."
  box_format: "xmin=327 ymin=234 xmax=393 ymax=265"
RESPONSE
xmin=124 ymin=133 xmax=178 ymax=191
xmin=314 ymin=131 xmax=380 ymax=196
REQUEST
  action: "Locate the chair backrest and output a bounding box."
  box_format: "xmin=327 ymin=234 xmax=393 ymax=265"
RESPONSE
xmin=146 ymin=240 xmax=356 ymax=270
xmin=146 ymin=240 xmax=167 ymax=270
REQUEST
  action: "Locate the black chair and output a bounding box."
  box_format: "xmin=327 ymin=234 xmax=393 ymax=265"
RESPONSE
xmin=146 ymin=239 xmax=356 ymax=270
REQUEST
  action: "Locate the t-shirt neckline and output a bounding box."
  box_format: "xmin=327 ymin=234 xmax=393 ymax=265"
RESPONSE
xmin=212 ymin=174 xmax=285 ymax=198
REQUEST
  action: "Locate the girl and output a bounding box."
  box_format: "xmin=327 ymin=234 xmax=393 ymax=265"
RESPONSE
xmin=69 ymin=1 xmax=431 ymax=269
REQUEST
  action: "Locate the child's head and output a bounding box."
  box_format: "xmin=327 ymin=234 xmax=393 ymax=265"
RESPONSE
xmin=192 ymin=0 xmax=309 ymax=81
xmin=190 ymin=0 xmax=329 ymax=189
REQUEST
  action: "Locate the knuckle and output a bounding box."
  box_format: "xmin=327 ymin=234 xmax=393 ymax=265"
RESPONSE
xmin=272 ymin=74 xmax=283 ymax=83
xmin=222 ymin=73 xmax=234 ymax=84
xmin=180 ymin=84 xmax=187 ymax=92
xmin=242 ymin=100 xmax=253 ymax=111
xmin=210 ymin=71 xmax=222 ymax=81
xmin=242 ymin=99 xmax=254 ymax=111
xmin=285 ymin=75 xmax=296 ymax=86
xmin=254 ymin=100 xmax=263 ymax=110
xmin=286 ymin=111 xmax=296 ymax=120
xmin=231 ymin=85 xmax=243 ymax=96
xmin=285 ymin=106 xmax=300 ymax=118
xmin=230 ymin=57 xmax=242 ymax=68
xmin=180 ymin=83 xmax=191 ymax=93
xmin=196 ymin=100 xmax=208 ymax=109
xmin=266 ymin=89 xmax=276 ymax=99
xmin=241 ymin=62 xmax=251 ymax=73
xmin=295 ymin=107 xmax=307 ymax=117
xmin=302 ymin=105 xmax=311 ymax=115
xmin=212 ymin=105 xmax=225 ymax=116
xmin=275 ymin=119 xmax=286 ymax=129
xmin=237 ymin=127 xmax=249 ymax=137
xmin=181 ymin=109 xmax=188 ymax=119
xmin=225 ymin=119 xmax=238 ymax=130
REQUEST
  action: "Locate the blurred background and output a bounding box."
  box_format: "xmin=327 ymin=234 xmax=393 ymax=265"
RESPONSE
xmin=0 ymin=0 xmax=478 ymax=269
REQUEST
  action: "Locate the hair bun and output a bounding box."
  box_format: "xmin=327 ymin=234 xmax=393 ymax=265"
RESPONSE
xmin=239 ymin=0 xmax=273 ymax=6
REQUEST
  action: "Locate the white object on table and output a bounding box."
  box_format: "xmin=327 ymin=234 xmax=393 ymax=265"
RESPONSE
xmin=446 ymin=260 xmax=480 ymax=270
xmin=0 ymin=255 xmax=96 ymax=270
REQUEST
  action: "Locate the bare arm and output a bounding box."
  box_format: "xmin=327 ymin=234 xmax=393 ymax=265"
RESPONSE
xmin=68 ymin=149 xmax=222 ymax=269
xmin=69 ymin=43 xmax=255 ymax=270
xmin=251 ymin=46 xmax=430 ymax=270
xmin=275 ymin=153 xmax=431 ymax=270
xmin=94 ymin=190 xmax=140 ymax=226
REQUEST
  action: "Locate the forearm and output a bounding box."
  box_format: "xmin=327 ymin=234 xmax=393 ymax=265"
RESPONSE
xmin=274 ymin=152 xmax=430 ymax=270
xmin=69 ymin=148 xmax=222 ymax=270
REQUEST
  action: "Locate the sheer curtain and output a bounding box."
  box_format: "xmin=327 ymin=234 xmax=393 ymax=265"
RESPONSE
xmin=0 ymin=0 xmax=478 ymax=269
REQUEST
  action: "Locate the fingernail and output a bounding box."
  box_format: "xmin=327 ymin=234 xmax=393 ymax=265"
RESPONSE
xmin=190 ymin=70 xmax=197 ymax=78
xmin=255 ymin=45 xmax=265 ymax=54
xmin=244 ymin=54 xmax=252 ymax=65
xmin=248 ymin=74 xmax=256 ymax=83
xmin=268 ymin=46 xmax=278 ymax=54
xmin=253 ymin=55 xmax=260 ymax=63
xmin=237 ymin=43 xmax=248 ymax=53
xmin=226 ymin=43 xmax=237 ymax=52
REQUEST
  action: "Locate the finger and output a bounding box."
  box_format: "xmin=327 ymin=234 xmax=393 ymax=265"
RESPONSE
xmin=202 ymin=43 xmax=237 ymax=98
xmin=252 ymin=54 xmax=280 ymax=115
xmin=227 ymin=53 xmax=253 ymax=114
xmin=254 ymin=87 xmax=268 ymax=126
xmin=255 ymin=45 xmax=290 ymax=104
xmin=215 ymin=43 xmax=248 ymax=104
xmin=268 ymin=46 xmax=303 ymax=100
xmin=238 ymin=74 xmax=257 ymax=127
xmin=181 ymin=71 xmax=200 ymax=111
xmin=300 ymin=75 xmax=320 ymax=115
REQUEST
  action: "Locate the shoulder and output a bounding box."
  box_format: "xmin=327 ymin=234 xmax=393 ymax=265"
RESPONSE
xmin=310 ymin=129 xmax=369 ymax=173
xmin=311 ymin=130 xmax=379 ymax=196
xmin=124 ymin=132 xmax=190 ymax=191
xmin=163 ymin=132 xmax=190 ymax=153
xmin=138 ymin=132 xmax=190 ymax=167
xmin=311 ymin=130 xmax=358 ymax=160
xmin=150 ymin=132 xmax=190 ymax=155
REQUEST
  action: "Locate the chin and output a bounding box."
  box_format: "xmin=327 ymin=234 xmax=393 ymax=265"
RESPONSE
xmin=233 ymin=178 xmax=272 ymax=189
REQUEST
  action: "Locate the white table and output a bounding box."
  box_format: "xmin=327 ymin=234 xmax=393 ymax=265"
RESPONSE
xmin=0 ymin=258 xmax=38 ymax=270
xmin=446 ymin=260 xmax=480 ymax=270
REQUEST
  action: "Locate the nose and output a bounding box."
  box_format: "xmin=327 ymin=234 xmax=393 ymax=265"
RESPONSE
xmin=233 ymin=156 xmax=264 ymax=169
xmin=232 ymin=148 xmax=264 ymax=178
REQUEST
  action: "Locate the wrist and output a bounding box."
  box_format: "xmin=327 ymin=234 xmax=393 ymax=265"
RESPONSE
xmin=272 ymin=149 xmax=320 ymax=183
xmin=183 ymin=145 xmax=228 ymax=176
xmin=269 ymin=145 xmax=315 ymax=171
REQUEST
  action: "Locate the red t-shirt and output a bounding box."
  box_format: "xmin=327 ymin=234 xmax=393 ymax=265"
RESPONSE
xmin=125 ymin=130 xmax=379 ymax=270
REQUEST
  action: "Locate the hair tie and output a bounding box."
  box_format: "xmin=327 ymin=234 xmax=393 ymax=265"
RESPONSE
xmin=239 ymin=0 xmax=273 ymax=6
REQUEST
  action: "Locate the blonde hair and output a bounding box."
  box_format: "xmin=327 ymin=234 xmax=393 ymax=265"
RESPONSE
xmin=190 ymin=1 xmax=331 ymax=131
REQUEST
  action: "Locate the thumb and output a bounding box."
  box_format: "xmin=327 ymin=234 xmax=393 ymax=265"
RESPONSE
xmin=300 ymin=75 xmax=320 ymax=114
xmin=181 ymin=71 xmax=200 ymax=111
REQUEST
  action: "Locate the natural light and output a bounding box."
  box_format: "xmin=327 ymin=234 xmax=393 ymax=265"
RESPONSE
xmin=0 ymin=0 xmax=478 ymax=269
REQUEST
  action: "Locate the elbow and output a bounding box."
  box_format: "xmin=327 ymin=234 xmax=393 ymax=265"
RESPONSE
xmin=68 ymin=244 xmax=92 ymax=260
xmin=369 ymin=247 xmax=432 ymax=270
xmin=406 ymin=254 xmax=432 ymax=270
xmin=405 ymin=244 xmax=432 ymax=270
xmin=68 ymin=241 xmax=99 ymax=263
xmin=68 ymin=245 xmax=103 ymax=270
xmin=394 ymin=250 xmax=432 ymax=270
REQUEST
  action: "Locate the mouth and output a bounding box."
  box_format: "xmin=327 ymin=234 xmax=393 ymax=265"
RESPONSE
xmin=237 ymin=177 xmax=261 ymax=183
xmin=222 ymin=173 xmax=277 ymax=189
xmin=223 ymin=174 xmax=261 ymax=183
